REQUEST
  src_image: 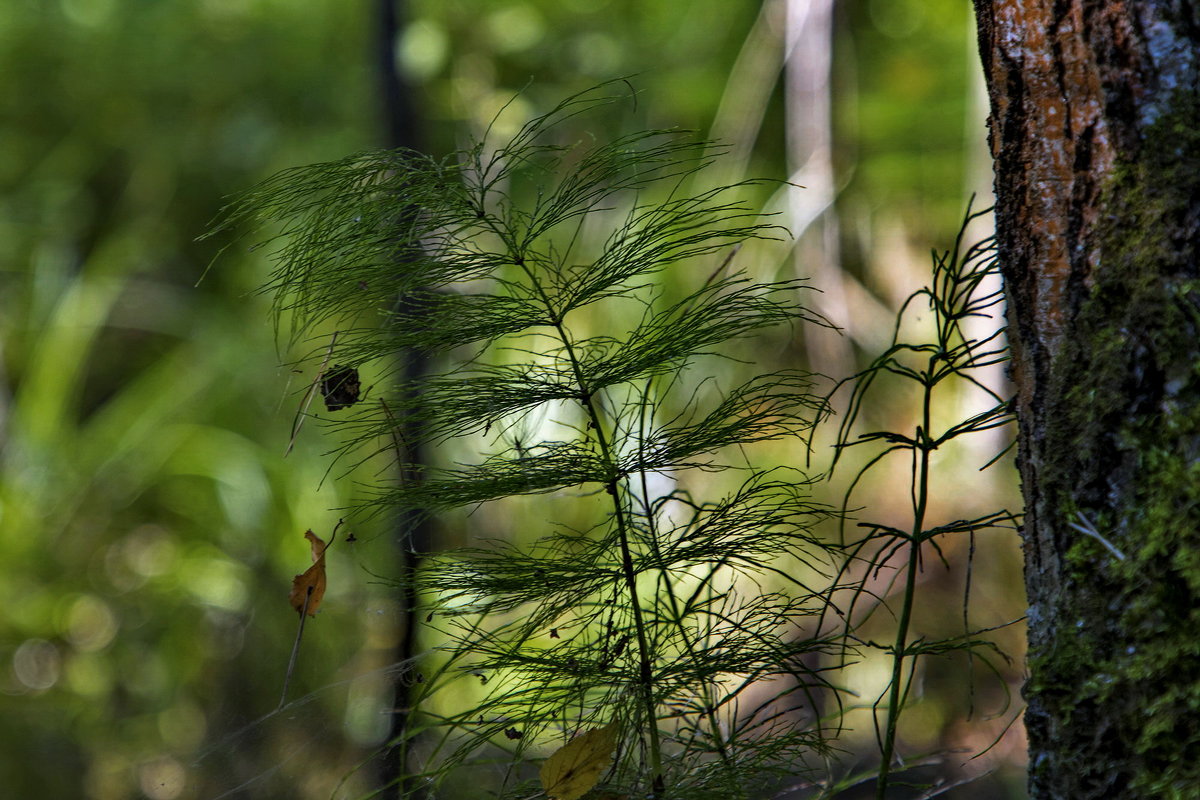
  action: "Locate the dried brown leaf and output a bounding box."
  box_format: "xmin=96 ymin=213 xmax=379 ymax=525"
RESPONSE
xmin=289 ymin=529 xmax=328 ymax=616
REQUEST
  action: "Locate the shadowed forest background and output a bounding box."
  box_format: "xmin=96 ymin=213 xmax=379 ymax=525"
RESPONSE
xmin=0 ymin=1 xmax=1026 ymax=798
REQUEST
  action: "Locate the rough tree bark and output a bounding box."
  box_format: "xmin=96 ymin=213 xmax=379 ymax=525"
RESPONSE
xmin=973 ymin=2 xmax=1200 ymax=797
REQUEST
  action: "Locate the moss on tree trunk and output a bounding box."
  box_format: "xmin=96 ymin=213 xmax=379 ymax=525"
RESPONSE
xmin=974 ymin=2 xmax=1200 ymax=796
xmin=1031 ymin=90 xmax=1200 ymax=797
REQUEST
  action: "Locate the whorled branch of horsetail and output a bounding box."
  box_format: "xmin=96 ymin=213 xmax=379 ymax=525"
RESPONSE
xmin=490 ymin=215 xmax=666 ymax=794
xmin=632 ymin=380 xmax=741 ymax=793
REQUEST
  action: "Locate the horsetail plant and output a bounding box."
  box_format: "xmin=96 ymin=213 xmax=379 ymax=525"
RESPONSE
xmin=817 ymin=201 xmax=1020 ymax=798
xmin=212 ymin=86 xmax=851 ymax=800
xmin=211 ymin=82 xmax=1024 ymax=798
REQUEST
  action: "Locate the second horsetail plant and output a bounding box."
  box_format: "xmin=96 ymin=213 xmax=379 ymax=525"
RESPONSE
xmin=213 ymin=87 xmax=849 ymax=798
xmin=818 ymin=201 xmax=1019 ymax=799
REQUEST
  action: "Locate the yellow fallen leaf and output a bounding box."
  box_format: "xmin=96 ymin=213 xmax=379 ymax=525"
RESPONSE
xmin=540 ymin=722 xmax=618 ymax=800
xmin=289 ymin=529 xmax=328 ymax=616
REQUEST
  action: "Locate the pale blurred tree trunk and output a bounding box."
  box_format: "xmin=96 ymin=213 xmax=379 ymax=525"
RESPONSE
xmin=973 ymin=2 xmax=1200 ymax=796
xmin=784 ymin=0 xmax=852 ymax=376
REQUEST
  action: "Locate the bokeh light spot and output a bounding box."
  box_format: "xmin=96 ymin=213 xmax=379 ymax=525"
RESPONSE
xmin=66 ymin=594 xmax=119 ymax=652
xmin=571 ymin=32 xmax=622 ymax=76
xmin=399 ymin=20 xmax=449 ymax=79
xmin=138 ymin=756 xmax=186 ymax=800
xmin=64 ymin=651 xmax=114 ymax=698
xmin=60 ymin=0 xmax=115 ymax=28
xmin=182 ymin=552 xmax=249 ymax=611
xmin=13 ymin=638 xmax=61 ymax=692
xmin=487 ymin=5 xmax=545 ymax=53
xmin=125 ymin=525 xmax=179 ymax=579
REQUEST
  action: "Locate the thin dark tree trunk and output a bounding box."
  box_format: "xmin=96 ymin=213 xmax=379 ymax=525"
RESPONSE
xmin=973 ymin=2 xmax=1200 ymax=797
xmin=375 ymin=2 xmax=431 ymax=798
xmin=378 ymin=0 xmax=422 ymax=153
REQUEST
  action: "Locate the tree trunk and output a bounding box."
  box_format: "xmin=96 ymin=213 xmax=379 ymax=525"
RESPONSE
xmin=375 ymin=3 xmax=432 ymax=798
xmin=972 ymin=2 xmax=1200 ymax=797
xmin=784 ymin=0 xmax=851 ymax=378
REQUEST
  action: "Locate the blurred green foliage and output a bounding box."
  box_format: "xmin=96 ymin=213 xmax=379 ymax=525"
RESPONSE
xmin=1 ymin=1 xmax=1020 ymax=799
xmin=838 ymin=0 xmax=979 ymax=223
xmin=0 ymin=2 xmax=380 ymax=798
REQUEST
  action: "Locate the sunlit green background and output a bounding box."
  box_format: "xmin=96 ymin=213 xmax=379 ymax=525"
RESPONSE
xmin=0 ymin=1 xmax=1023 ymax=798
